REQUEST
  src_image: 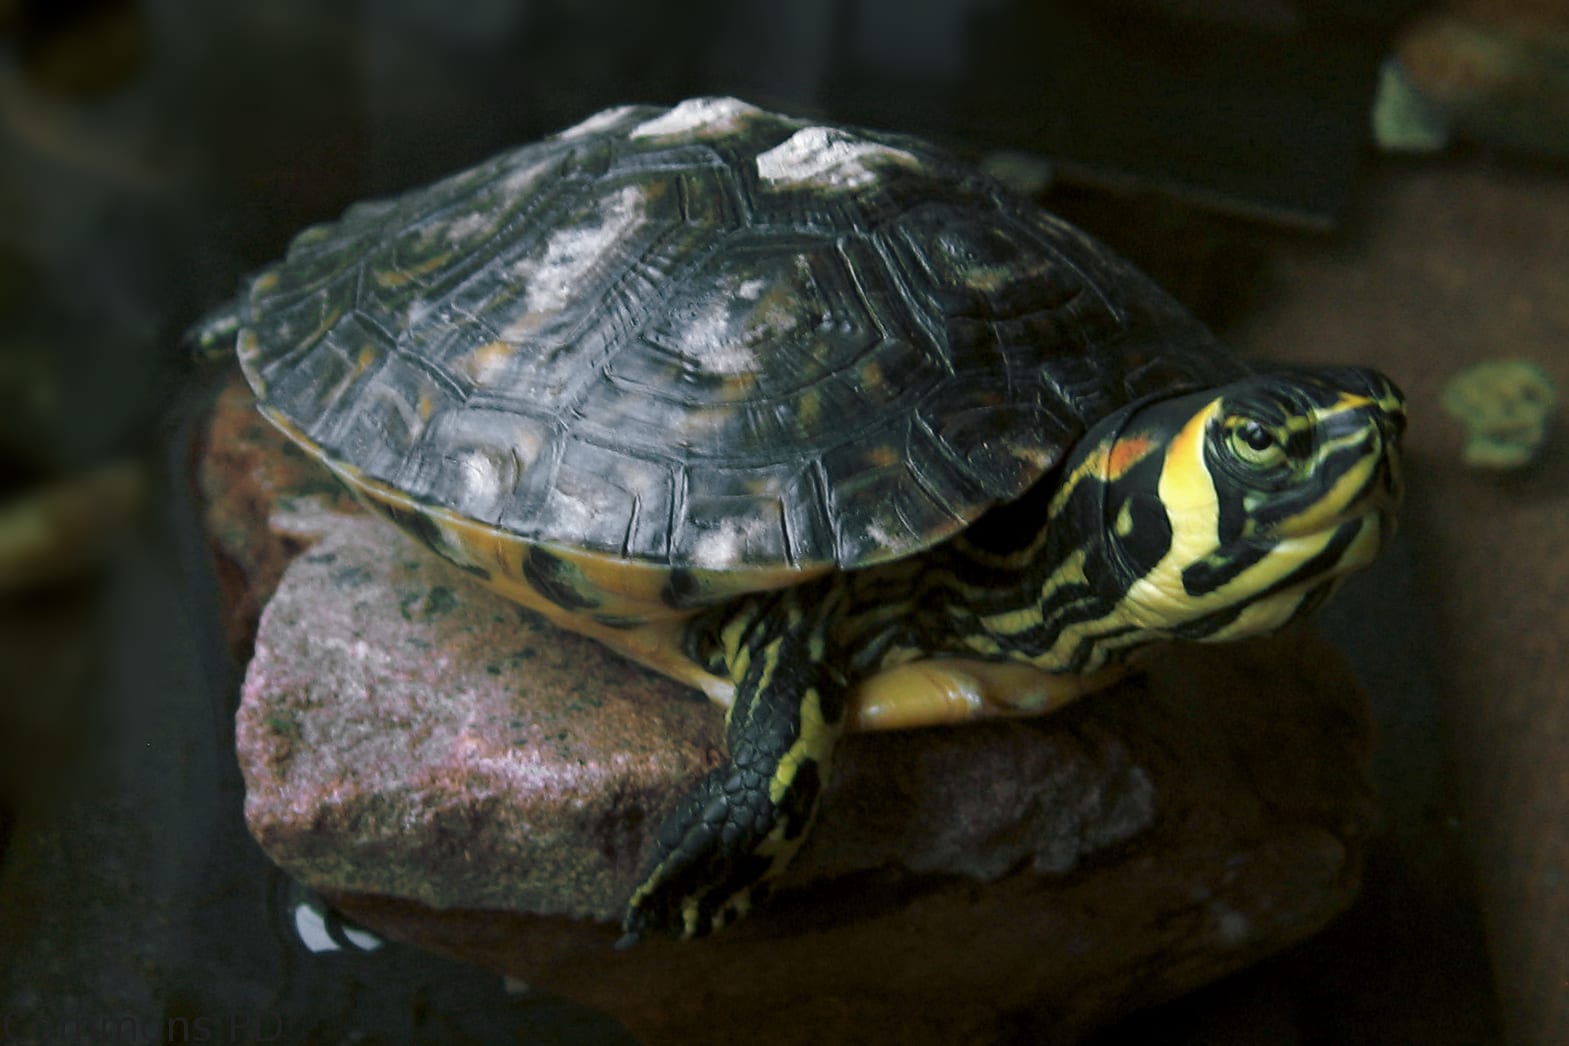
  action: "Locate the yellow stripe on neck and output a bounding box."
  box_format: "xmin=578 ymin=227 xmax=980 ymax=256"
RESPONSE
xmin=1119 ymin=398 xmax=1223 ymax=625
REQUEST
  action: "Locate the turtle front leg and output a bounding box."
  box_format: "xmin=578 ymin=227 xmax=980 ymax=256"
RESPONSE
xmin=621 ymin=587 xmax=848 ymax=942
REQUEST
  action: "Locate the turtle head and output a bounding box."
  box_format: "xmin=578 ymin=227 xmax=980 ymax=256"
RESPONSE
xmin=1035 ymin=366 xmax=1404 ymax=665
xmin=1004 ymin=368 xmax=1412 ymax=674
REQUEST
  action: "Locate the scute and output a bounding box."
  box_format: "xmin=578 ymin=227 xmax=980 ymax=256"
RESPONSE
xmin=235 ymin=97 xmax=1243 ymax=585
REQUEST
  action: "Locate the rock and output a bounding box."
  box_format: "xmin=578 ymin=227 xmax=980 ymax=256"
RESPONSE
xmin=1440 ymin=358 xmax=1557 ymax=469
xmin=197 ymin=378 xmax=360 ymax=659
xmin=1371 ymin=57 xmax=1453 ymax=155
xmin=1391 ymin=10 xmax=1569 ymax=162
xmin=205 ymin=377 xmax=1376 ymax=1044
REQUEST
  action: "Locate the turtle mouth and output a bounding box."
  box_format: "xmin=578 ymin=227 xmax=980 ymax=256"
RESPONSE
xmin=1335 ymin=503 xmax=1397 ymax=575
xmin=1274 ymin=476 xmax=1400 ymax=540
xmin=1238 ymin=497 xmax=1395 ymax=608
xmin=1265 ymin=491 xmax=1397 ymax=589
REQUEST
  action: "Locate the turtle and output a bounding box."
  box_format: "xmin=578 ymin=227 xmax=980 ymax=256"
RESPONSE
xmin=212 ymin=96 xmax=1406 ymax=942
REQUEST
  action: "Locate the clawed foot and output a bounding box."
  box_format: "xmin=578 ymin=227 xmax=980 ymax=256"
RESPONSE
xmin=619 ymin=748 xmax=824 ymax=942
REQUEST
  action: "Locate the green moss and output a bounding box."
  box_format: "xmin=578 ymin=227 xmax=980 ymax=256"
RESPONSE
xmin=1441 ymin=359 xmax=1557 ymax=469
xmin=423 ymin=585 xmax=460 ymax=617
xmin=264 ymin=712 xmax=301 ymax=739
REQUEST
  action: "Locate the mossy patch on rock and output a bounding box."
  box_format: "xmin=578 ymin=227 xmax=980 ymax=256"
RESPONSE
xmin=1441 ymin=359 xmax=1557 ymax=470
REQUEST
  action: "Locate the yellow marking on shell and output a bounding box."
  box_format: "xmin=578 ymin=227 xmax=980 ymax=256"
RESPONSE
xmin=238 ymin=290 xmax=347 ymax=391
xmin=455 ymin=339 xmax=516 ymax=384
xmin=417 ymin=392 xmax=435 ymax=420
xmin=741 ymin=473 xmax=778 ymax=496
xmin=274 ymin=303 xmax=347 ymax=361
xmin=723 ymin=371 xmax=759 ymax=400
xmin=848 ymin=658 xmax=1126 ymax=731
xmin=541 ymin=543 xmax=668 ymax=606
xmin=323 ymin=454 xmax=815 ymax=618
xmin=356 ymin=344 xmax=377 ymax=373
xmin=236 ymin=330 xmax=265 ymax=391
xmin=256 ymin=405 xmax=321 ymax=455
xmin=866 ymin=444 xmax=900 ymax=468
xmin=797 ymin=390 xmax=822 ymax=430
xmin=371 ymin=248 xmax=453 ymax=289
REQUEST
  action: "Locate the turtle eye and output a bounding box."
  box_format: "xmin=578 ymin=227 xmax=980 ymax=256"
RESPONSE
xmin=1227 ymin=419 xmax=1287 ymax=467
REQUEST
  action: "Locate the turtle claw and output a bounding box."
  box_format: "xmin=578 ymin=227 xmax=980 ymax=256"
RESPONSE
xmin=621 ymin=760 xmax=792 ymax=940
xmin=620 ymin=590 xmax=846 ymax=941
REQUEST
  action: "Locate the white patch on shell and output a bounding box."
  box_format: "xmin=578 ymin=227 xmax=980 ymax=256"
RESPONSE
xmin=689 ymin=516 xmax=774 ymax=570
xmin=629 ymin=97 xmax=764 ymax=141
xmin=501 ymin=183 xmax=646 ymax=335
xmin=673 ymin=271 xmax=800 ymax=375
xmin=553 ymin=104 xmax=642 ymax=140
xmin=499 ymin=156 xmax=556 ymax=198
xmin=858 ymin=517 xmax=900 ymax=552
xmin=443 ymin=211 xmax=493 ymax=244
xmin=684 ymin=277 xmax=767 ymax=374
xmin=456 ymin=344 xmax=509 ymax=385
xmin=433 ymin=158 xmax=558 ymax=247
xmin=453 ymin=448 xmax=509 ymax=504
xmin=404 ymin=298 xmax=433 ymax=327
xmin=669 ymin=407 xmax=730 ymax=449
xmin=756 ymin=126 xmax=920 ymax=191
xmin=545 ymin=481 xmax=602 ymax=536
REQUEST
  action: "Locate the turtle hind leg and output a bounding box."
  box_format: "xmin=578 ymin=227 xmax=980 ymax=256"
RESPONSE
xmin=621 ymin=586 xmax=848 ymax=942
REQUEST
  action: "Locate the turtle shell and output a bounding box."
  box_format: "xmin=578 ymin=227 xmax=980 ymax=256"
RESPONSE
xmin=237 ymin=97 xmax=1240 ymax=587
